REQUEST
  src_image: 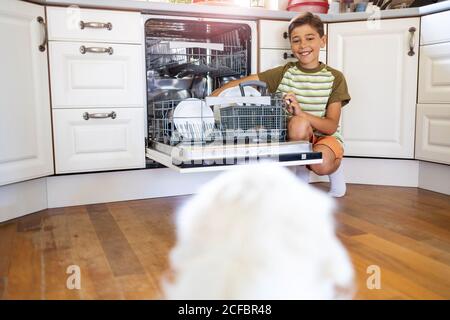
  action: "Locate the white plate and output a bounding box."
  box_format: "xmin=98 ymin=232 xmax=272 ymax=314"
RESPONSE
xmin=173 ymin=98 xmax=215 ymax=140
xmin=218 ymin=86 xmax=261 ymax=98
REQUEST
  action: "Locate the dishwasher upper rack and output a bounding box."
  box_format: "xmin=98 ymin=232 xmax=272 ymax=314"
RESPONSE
xmin=146 ymin=40 xmax=248 ymax=78
xmin=148 ymin=94 xmax=289 ymax=146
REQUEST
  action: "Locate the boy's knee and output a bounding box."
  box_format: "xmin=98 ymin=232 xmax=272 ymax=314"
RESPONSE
xmin=288 ymin=116 xmax=312 ymax=141
xmin=309 ymin=161 xmax=335 ymax=176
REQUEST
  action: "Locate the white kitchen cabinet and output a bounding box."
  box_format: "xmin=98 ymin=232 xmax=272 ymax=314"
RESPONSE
xmin=46 ymin=7 xmax=143 ymax=44
xmin=418 ymin=42 xmax=450 ymax=104
xmin=415 ymin=104 xmax=450 ymax=165
xmin=49 ymin=41 xmax=145 ymax=108
xmin=420 ymin=10 xmax=450 ymax=46
xmin=0 ymin=0 xmax=54 ymax=186
xmin=328 ymin=18 xmax=420 ymax=158
xmin=53 ymin=108 xmax=145 ymax=173
xmin=259 ymin=49 xmax=326 ymax=72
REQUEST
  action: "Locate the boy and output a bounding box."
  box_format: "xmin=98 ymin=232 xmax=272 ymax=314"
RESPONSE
xmin=212 ymin=12 xmax=351 ymax=197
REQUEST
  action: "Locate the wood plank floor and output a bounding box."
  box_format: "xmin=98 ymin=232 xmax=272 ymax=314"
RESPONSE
xmin=0 ymin=183 xmax=449 ymax=300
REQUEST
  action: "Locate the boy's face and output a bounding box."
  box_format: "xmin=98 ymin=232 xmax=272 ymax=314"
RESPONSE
xmin=290 ymin=24 xmax=326 ymax=69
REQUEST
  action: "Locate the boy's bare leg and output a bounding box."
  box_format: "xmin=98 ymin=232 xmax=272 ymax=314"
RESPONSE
xmin=287 ymin=116 xmax=313 ymax=182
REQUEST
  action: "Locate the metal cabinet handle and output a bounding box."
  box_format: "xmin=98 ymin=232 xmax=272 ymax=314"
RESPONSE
xmin=283 ymin=52 xmax=294 ymax=59
xmin=37 ymin=16 xmax=47 ymax=52
xmin=283 ymin=31 xmax=288 ymax=39
xmin=83 ymin=111 xmax=117 ymax=120
xmin=408 ymin=27 xmax=416 ymax=56
xmin=80 ymin=46 xmax=114 ymax=55
xmin=79 ymin=21 xmax=112 ymax=30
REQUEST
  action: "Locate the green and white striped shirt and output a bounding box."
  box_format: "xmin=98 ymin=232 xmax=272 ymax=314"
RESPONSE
xmin=259 ymin=62 xmax=351 ymax=144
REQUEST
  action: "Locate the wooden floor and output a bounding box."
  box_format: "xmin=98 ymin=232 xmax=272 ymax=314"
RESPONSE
xmin=0 ymin=183 xmax=449 ymax=300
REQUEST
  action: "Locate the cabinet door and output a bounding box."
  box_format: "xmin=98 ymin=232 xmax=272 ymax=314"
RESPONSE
xmin=328 ymin=18 xmax=419 ymax=158
xmin=415 ymin=104 xmax=450 ymax=165
xmin=49 ymin=41 xmax=145 ymax=108
xmin=53 ymin=108 xmax=145 ymax=173
xmin=0 ymin=0 xmax=54 ymax=186
xmin=259 ymin=49 xmax=326 ymax=72
xmin=418 ymin=42 xmax=450 ymax=104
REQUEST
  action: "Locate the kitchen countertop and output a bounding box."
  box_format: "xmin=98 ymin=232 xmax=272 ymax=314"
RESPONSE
xmin=27 ymin=0 xmax=450 ymax=22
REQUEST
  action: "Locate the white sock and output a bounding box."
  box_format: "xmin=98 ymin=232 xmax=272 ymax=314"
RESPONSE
xmin=291 ymin=165 xmax=309 ymax=183
xmin=328 ymin=164 xmax=346 ymax=197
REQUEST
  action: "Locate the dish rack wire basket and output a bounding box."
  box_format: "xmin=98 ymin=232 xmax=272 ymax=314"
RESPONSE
xmin=148 ymin=81 xmax=289 ymax=146
xmin=146 ymin=39 xmax=247 ymax=78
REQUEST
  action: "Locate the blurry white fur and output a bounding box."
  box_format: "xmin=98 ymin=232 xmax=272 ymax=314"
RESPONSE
xmin=164 ymin=164 xmax=354 ymax=299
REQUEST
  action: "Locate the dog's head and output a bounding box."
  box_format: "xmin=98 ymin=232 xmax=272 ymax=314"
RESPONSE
xmin=164 ymin=164 xmax=354 ymax=299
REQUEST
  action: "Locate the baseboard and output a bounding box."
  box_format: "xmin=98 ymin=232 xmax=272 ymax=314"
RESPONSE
xmin=46 ymin=168 xmax=221 ymax=208
xmin=0 ymin=178 xmax=48 ymax=223
xmin=418 ymin=161 xmax=450 ymax=195
xmin=310 ymin=158 xmax=420 ymax=187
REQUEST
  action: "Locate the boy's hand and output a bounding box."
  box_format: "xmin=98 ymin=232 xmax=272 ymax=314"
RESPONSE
xmin=283 ymin=93 xmax=303 ymax=116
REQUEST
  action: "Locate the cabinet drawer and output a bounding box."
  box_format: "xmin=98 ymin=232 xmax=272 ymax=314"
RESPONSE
xmin=421 ymin=10 xmax=450 ymax=46
xmin=418 ymin=42 xmax=450 ymax=104
xmin=49 ymin=41 xmax=145 ymax=108
xmin=53 ymin=108 xmax=145 ymax=173
xmin=259 ymin=49 xmax=326 ymax=72
xmin=259 ymin=20 xmax=291 ymax=49
xmin=259 ymin=20 xmax=327 ymax=49
xmin=47 ymin=7 xmax=143 ymax=44
xmin=415 ymin=104 xmax=450 ymax=165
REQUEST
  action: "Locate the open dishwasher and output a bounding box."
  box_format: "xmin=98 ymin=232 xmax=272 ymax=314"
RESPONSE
xmin=144 ymin=15 xmax=322 ymax=172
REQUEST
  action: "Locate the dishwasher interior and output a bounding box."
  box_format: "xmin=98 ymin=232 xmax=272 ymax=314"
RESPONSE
xmin=144 ymin=17 xmax=321 ymax=169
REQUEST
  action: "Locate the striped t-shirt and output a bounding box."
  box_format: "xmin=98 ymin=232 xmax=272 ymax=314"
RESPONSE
xmin=258 ymin=62 xmax=351 ymax=144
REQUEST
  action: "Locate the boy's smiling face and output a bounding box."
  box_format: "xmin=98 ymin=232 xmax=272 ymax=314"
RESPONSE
xmin=290 ymin=24 xmax=326 ymax=69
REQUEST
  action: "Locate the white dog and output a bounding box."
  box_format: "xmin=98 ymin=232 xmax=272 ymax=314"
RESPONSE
xmin=164 ymin=164 xmax=354 ymax=300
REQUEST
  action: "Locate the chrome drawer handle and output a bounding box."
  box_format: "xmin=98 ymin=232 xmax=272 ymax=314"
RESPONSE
xmin=83 ymin=112 xmax=116 ymax=120
xmin=37 ymin=16 xmax=47 ymax=52
xmin=79 ymin=21 xmax=112 ymax=30
xmin=80 ymin=45 xmax=113 ymax=55
xmin=408 ymin=27 xmax=416 ymax=56
xmin=283 ymin=52 xmax=294 ymax=59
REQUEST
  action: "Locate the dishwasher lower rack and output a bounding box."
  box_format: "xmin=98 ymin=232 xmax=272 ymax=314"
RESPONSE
xmin=147 ymin=95 xmax=289 ymax=146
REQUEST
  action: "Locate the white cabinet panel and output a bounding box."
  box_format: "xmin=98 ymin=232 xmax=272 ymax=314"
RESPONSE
xmin=416 ymin=104 xmax=450 ymax=165
xmin=259 ymin=20 xmax=327 ymax=49
xmin=420 ymin=10 xmax=450 ymax=46
xmin=47 ymin=6 xmax=143 ymax=44
xmin=328 ymin=18 xmax=419 ymax=158
xmin=419 ymin=42 xmax=450 ymax=103
xmin=49 ymin=41 xmax=145 ymax=108
xmin=0 ymin=0 xmax=54 ymax=186
xmin=259 ymin=49 xmax=326 ymax=72
xmin=53 ymin=108 xmax=145 ymax=173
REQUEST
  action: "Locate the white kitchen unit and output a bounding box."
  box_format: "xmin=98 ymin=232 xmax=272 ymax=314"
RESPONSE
xmin=49 ymin=41 xmax=145 ymax=108
xmin=258 ymin=19 xmax=327 ymax=72
xmin=418 ymin=42 xmax=450 ymax=104
xmin=415 ymin=11 xmax=450 ymax=166
xmin=47 ymin=6 xmax=146 ymax=173
xmin=328 ymin=18 xmax=420 ymax=158
xmin=415 ymin=104 xmax=450 ymax=165
xmin=46 ymin=6 xmax=142 ymax=44
xmin=0 ymin=0 xmax=54 ymax=186
xmin=53 ymin=108 xmax=145 ymax=173
xmin=420 ymin=9 xmax=450 ymax=46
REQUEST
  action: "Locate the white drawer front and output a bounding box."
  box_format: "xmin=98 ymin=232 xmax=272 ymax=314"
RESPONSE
xmin=421 ymin=10 xmax=450 ymax=46
xmin=260 ymin=20 xmax=291 ymax=49
xmin=259 ymin=20 xmax=327 ymax=49
xmin=416 ymin=104 xmax=450 ymax=165
xmin=419 ymin=42 xmax=450 ymax=104
xmin=49 ymin=41 xmax=145 ymax=108
xmin=47 ymin=6 xmax=143 ymax=44
xmin=259 ymin=49 xmax=326 ymax=72
xmin=53 ymin=108 xmax=145 ymax=173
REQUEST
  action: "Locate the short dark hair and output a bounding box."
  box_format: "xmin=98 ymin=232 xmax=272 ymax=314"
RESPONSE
xmin=288 ymin=12 xmax=325 ymax=39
